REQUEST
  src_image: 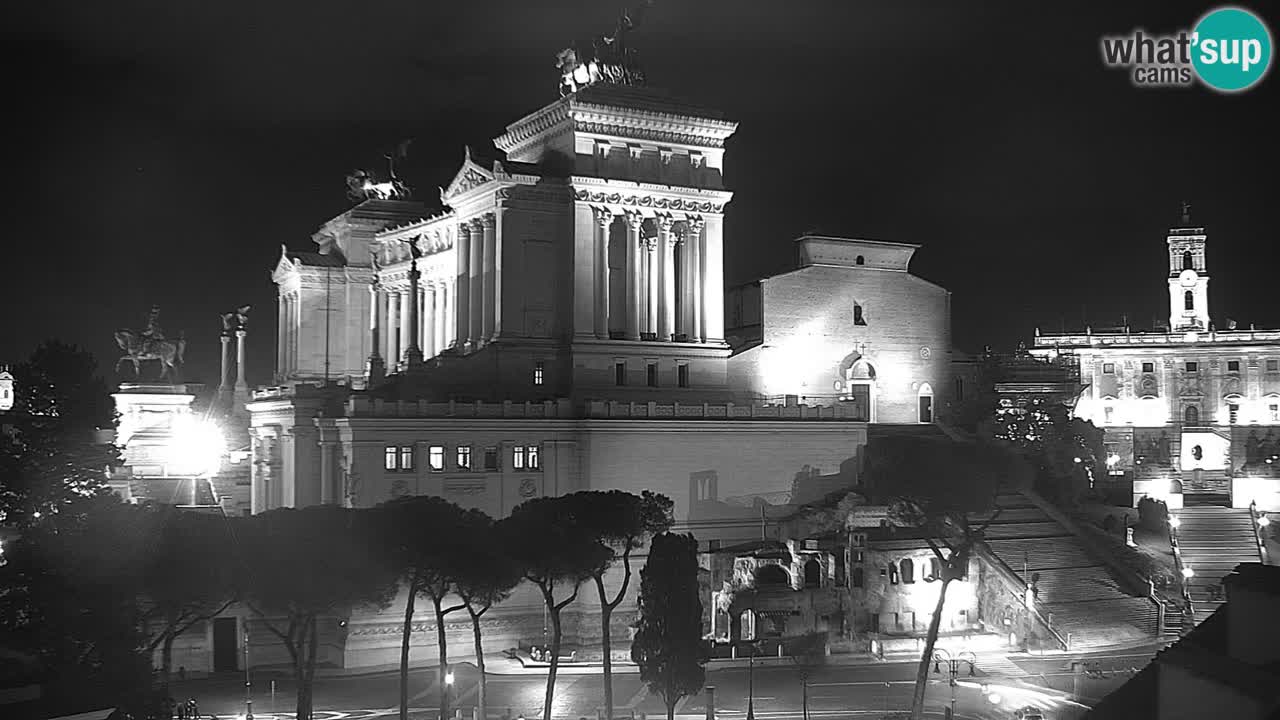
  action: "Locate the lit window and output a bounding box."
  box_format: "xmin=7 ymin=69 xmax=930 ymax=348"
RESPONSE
xmin=513 ymin=445 xmax=525 ymax=470
xmin=615 ymin=362 xmax=627 ymax=386
xmin=1186 ymin=361 xmax=1198 ymax=373
xmin=1142 ymin=362 xmax=1154 ymax=373
xmin=398 ymin=446 xmax=414 ymax=471
xmin=527 ymin=444 xmax=540 ymax=470
xmin=384 ymin=446 xmax=398 ymax=471
xmin=647 ymin=362 xmax=658 ymax=387
xmin=484 ymin=447 xmax=499 ymax=471
xmin=533 ymin=361 xmax=545 ymax=386
xmin=514 ymin=445 xmax=540 ymax=470
xmin=1104 ymin=406 xmax=1114 ymax=424
xmin=456 ymin=446 xmax=472 ymax=470
xmin=1228 ymin=360 xmax=1240 ymax=372
xmin=1103 ymin=363 xmax=1115 ymax=374
xmin=1270 ymin=404 xmax=1279 ymax=422
xmin=1269 ymin=360 xmax=1279 ymax=372
xmin=428 ymin=446 xmax=445 ymax=472
xmin=678 ymin=364 xmax=690 ymax=388
xmin=1228 ymin=404 xmax=1239 ymax=425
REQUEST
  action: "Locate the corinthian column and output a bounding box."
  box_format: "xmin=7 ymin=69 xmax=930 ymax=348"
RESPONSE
xmin=235 ymin=328 xmax=248 ymax=391
xmin=423 ymin=282 xmax=436 ymax=358
xmin=645 ymin=237 xmax=659 ymax=337
xmin=387 ymin=290 xmax=400 ymax=364
xmin=404 ymin=252 xmax=423 ymax=369
xmin=625 ymin=212 xmax=643 ymax=341
xmin=480 ymin=213 xmax=496 ymax=342
xmin=658 ymin=216 xmax=676 ymax=341
xmin=469 ymin=218 xmax=484 ymax=350
xmin=594 ymin=208 xmax=612 ymax=339
xmin=455 ymin=223 xmax=471 ymax=351
xmin=399 ymin=287 xmax=414 ymax=368
xmin=366 ymin=284 xmax=385 ymax=384
xmin=686 ymin=217 xmax=705 ymax=343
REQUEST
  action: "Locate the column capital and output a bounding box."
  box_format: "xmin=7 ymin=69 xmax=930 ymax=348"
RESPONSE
xmin=479 ymin=212 xmax=496 ymax=229
xmin=625 ymin=211 xmax=645 ymax=231
xmin=685 ymin=216 xmax=705 ymax=235
xmin=593 ymin=206 xmax=615 ymax=228
xmin=643 ymin=236 xmax=659 ymax=252
xmin=657 ymin=214 xmax=676 ymax=232
xmin=235 ymin=329 xmax=247 ymax=339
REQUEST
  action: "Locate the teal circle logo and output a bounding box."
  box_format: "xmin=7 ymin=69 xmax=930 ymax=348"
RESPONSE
xmin=1192 ymin=7 xmax=1273 ymax=92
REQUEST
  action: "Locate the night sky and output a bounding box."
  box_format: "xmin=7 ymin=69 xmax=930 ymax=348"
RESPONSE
xmin=4 ymin=1 xmax=1277 ymax=390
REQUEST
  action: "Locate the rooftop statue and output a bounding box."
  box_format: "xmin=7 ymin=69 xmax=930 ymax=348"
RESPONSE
xmin=220 ymin=305 xmax=252 ymax=335
xmin=115 ymin=305 xmax=186 ymax=382
xmin=558 ymin=1 xmax=653 ymax=96
xmin=346 ymin=140 xmax=413 ymax=203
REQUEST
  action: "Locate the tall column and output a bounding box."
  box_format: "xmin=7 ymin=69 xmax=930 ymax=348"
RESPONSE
xmin=366 ymin=285 xmax=385 ymax=384
xmin=284 ymin=294 xmax=295 ymax=376
xmin=625 ymin=212 xmax=643 ymax=341
xmin=492 ymin=209 xmax=504 ymax=340
xmin=219 ymin=334 xmax=232 ymax=394
xmin=468 ymin=219 xmax=484 ymax=349
xmin=444 ymin=279 xmax=455 ymax=349
xmin=404 ymin=254 xmax=423 ymax=369
xmin=686 ymin=218 xmax=705 ymax=343
xmin=275 ymin=297 xmax=286 ymax=380
xmin=481 ymin=213 xmax=497 ymax=342
xmin=423 ymin=283 xmax=436 ymax=358
xmin=319 ymin=439 xmax=335 ymax=505
xmin=455 ymin=223 xmax=471 ymax=350
xmin=387 ymin=290 xmax=400 ymax=365
xmin=235 ymin=328 xmax=248 ymax=391
xmin=594 ymin=208 xmax=611 ymax=338
xmin=399 ymin=287 xmax=414 ymax=368
xmin=659 ymin=217 xmax=676 ymax=341
xmin=646 ymin=237 xmax=659 ymax=337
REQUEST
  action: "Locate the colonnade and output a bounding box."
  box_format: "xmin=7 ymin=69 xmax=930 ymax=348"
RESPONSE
xmin=593 ymin=209 xmax=710 ymax=342
xmin=370 ymin=277 xmax=456 ymax=367
xmin=276 ymin=290 xmax=301 ymax=376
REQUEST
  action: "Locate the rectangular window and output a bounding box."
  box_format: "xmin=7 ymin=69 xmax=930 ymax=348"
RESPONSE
xmin=384 ymin=446 xmax=398 ymax=471
xmin=533 ymin=361 xmax=545 ymax=386
xmin=1103 ymin=363 xmax=1115 ymax=374
xmin=456 ymin=446 xmax=472 ymax=470
xmin=678 ymin=364 xmax=690 ymax=388
xmin=1228 ymin=360 xmax=1241 ymax=372
xmin=647 ymin=362 xmax=658 ymax=387
xmin=398 ymin=446 xmax=414 ymax=471
xmin=428 ymin=446 xmax=445 ymax=472
xmin=1271 ymin=404 xmax=1279 ymax=422
xmin=1269 ymin=359 xmax=1279 ymax=372
xmin=1229 ymin=404 xmax=1239 ymax=424
xmin=1104 ymin=406 xmax=1114 ymax=424
xmin=527 ymin=444 xmax=540 ymax=470
xmin=1186 ymin=361 xmax=1199 ymax=373
xmin=484 ymin=447 xmax=499 ymax=471
xmin=513 ymin=445 xmax=525 ymax=470
xmin=615 ymin=362 xmax=627 ymax=386
xmin=1142 ymin=362 xmax=1155 ymax=373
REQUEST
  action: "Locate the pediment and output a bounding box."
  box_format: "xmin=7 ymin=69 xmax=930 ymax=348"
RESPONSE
xmin=271 ymin=245 xmax=300 ymax=283
xmin=440 ymin=147 xmax=495 ymax=203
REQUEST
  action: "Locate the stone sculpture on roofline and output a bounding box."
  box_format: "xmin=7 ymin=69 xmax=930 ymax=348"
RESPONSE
xmin=557 ymin=1 xmax=653 ymax=96
xmin=115 ymin=305 xmax=186 ymax=382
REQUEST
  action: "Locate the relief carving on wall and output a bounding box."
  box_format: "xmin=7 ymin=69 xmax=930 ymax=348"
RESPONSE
xmin=519 ymin=478 xmax=539 ymax=498
xmin=446 ymin=481 xmax=487 ymax=496
xmin=1178 ymin=376 xmax=1203 ymax=397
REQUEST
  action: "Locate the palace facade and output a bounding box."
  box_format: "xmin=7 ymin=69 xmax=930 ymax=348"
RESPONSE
xmin=196 ymin=82 xmax=963 ymax=672
xmin=1031 ymin=212 xmax=1280 ymax=511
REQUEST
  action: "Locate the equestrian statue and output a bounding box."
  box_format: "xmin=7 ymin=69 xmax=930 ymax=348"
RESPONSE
xmin=115 ymin=305 xmax=187 ymax=381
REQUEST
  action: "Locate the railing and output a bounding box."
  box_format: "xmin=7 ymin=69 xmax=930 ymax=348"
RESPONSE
xmin=583 ymin=399 xmax=866 ymax=420
xmin=973 ymin=542 xmax=1069 ymax=651
xmin=347 ymin=397 xmax=575 ymax=418
xmin=1168 ymin=517 xmax=1195 ymax=627
xmin=1035 ymin=328 xmax=1280 ymax=347
xmin=1250 ymin=500 xmax=1270 ymax=564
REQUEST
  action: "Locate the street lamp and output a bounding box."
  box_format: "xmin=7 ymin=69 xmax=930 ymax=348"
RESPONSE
xmin=244 ymin=630 xmax=253 ymax=720
xmin=1258 ymin=514 xmax=1271 ymax=528
xmin=445 ymin=666 xmax=455 ymax=720
xmin=1182 ymin=566 xmax=1195 ymax=579
xmin=932 ymin=649 xmax=977 ymax=719
xmin=1169 ymin=515 xmax=1182 ymax=530
xmin=745 ymin=639 xmax=761 ymax=720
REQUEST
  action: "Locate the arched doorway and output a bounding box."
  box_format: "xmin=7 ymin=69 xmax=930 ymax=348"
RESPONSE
xmin=803 ymin=558 xmax=821 ymax=588
xmin=1184 ymin=405 xmax=1200 ymax=426
xmin=838 ymin=354 xmax=877 ymax=421
xmin=917 ymin=382 xmax=934 ymax=423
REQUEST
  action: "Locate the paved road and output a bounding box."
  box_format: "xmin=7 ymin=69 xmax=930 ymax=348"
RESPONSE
xmin=171 ymin=644 xmax=1162 ymax=720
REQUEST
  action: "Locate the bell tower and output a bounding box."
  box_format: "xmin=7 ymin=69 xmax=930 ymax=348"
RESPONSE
xmin=1167 ymin=202 xmax=1209 ymax=331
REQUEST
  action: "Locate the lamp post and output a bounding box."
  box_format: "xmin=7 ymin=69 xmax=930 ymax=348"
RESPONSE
xmin=932 ymin=649 xmax=977 ymax=720
xmin=244 ymin=629 xmax=253 ymax=720
xmin=445 ymin=666 xmax=455 ymax=720
xmin=745 ymin=639 xmax=761 ymax=720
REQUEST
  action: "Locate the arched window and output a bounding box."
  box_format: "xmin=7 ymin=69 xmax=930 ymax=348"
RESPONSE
xmin=803 ymin=558 xmax=821 ymax=588
xmin=918 ymin=382 xmax=935 ymax=423
xmin=1183 ymin=251 xmax=1194 ymax=271
xmin=855 ymin=255 xmax=865 ymax=266
xmin=1185 ymin=291 xmax=1194 ymax=311
xmin=927 ymin=557 xmax=942 ymax=582
xmin=1185 ymin=405 xmax=1200 ymax=425
xmin=755 ymin=564 xmax=789 ymax=588
xmin=900 ymin=558 xmax=915 ymax=584
xmin=853 ymin=304 xmax=866 ymax=326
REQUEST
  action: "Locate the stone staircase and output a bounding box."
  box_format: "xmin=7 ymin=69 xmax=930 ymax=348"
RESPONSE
xmin=1174 ymin=505 xmax=1262 ymax=624
xmin=1181 ymin=468 xmax=1231 ymax=497
xmin=978 ymin=493 xmax=1160 ymax=649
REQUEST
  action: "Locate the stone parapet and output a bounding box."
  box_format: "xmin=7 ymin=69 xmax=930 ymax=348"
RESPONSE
xmin=337 ymin=396 xmax=867 ymax=421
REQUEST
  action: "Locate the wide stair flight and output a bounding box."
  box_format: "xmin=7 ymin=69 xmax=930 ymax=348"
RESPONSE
xmin=980 ymin=493 xmax=1160 ymax=649
xmin=1174 ymin=505 xmax=1262 ymax=625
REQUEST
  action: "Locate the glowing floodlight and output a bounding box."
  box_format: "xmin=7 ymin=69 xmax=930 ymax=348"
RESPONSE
xmin=1258 ymin=515 xmax=1271 ymax=528
xmin=1073 ymin=457 xmax=1082 ymax=464
xmin=445 ymin=670 xmax=455 ymax=685
xmin=1181 ymin=566 xmax=1195 ymax=579
xmin=987 ymin=692 xmax=1002 ymax=705
xmin=170 ymin=414 xmax=225 ymax=477
xmin=1107 ymin=453 xmax=1120 ymax=467
xmin=1169 ymin=515 xmax=1181 ymax=529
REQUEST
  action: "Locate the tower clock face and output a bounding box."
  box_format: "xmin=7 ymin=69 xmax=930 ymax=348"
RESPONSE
xmin=1179 ymin=269 xmax=1199 ymax=287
